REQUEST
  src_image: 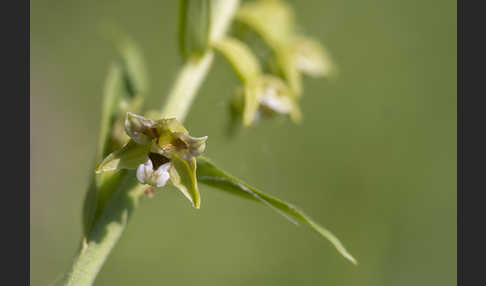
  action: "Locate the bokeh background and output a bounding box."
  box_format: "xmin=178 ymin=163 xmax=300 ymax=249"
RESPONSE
xmin=30 ymin=0 xmax=456 ymax=285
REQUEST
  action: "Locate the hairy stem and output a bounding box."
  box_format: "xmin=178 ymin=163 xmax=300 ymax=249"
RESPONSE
xmin=63 ymin=1 xmax=239 ymax=285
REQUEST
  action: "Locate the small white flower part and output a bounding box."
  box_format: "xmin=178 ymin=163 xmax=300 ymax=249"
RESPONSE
xmin=294 ymin=53 xmax=326 ymax=76
xmin=136 ymin=159 xmax=153 ymax=183
xmin=136 ymin=159 xmax=171 ymax=187
xmin=151 ymin=162 xmax=171 ymax=187
xmin=292 ymin=37 xmax=333 ymax=77
xmin=259 ymin=86 xmax=292 ymax=114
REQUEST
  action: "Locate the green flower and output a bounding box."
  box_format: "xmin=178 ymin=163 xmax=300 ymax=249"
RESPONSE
xmin=213 ymin=36 xmax=301 ymax=126
xmin=232 ymin=75 xmax=301 ymax=126
xmin=96 ymin=112 xmax=207 ymax=208
xmin=236 ymin=0 xmax=336 ymax=96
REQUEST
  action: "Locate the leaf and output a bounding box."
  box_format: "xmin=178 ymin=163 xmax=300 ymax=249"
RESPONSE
xmin=213 ymin=37 xmax=262 ymax=82
xmin=82 ymin=170 xmax=125 ymax=239
xmin=96 ymin=140 xmax=151 ymax=173
xmin=170 ymin=152 xmax=201 ymax=209
xmin=97 ymin=63 xmax=125 ymax=161
xmin=196 ymin=156 xmax=357 ymax=265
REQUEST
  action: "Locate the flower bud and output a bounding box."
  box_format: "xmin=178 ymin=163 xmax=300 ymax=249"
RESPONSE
xmin=124 ymin=112 xmax=156 ymax=145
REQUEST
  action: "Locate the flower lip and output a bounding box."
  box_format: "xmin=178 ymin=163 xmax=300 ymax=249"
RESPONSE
xmin=136 ymin=155 xmax=172 ymax=188
xmin=259 ymin=86 xmax=292 ymax=114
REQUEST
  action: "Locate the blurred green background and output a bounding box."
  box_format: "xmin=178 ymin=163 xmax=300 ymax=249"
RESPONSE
xmin=30 ymin=0 xmax=456 ymax=285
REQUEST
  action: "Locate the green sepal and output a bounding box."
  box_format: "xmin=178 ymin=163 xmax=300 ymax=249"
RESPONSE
xmin=242 ymin=80 xmax=261 ymax=126
xmin=277 ymin=50 xmax=303 ymax=96
xmin=179 ymin=0 xmax=211 ymax=59
xmin=170 ymin=152 xmax=201 ymax=209
xmin=196 ymin=156 xmax=357 ymax=265
xmin=291 ymin=35 xmax=336 ymax=78
xmin=235 ymin=0 xmax=295 ymax=49
xmin=96 ymin=140 xmax=151 ymax=173
xmin=213 ymin=36 xmax=262 ymax=82
xmin=156 ymin=118 xmax=189 ymax=135
xmin=125 ymin=112 xmax=157 ymax=145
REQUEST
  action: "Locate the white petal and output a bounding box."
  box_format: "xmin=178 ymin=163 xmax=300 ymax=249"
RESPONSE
xmin=153 ymin=163 xmax=171 ymax=187
xmin=259 ymin=91 xmax=292 ymax=114
xmin=136 ymin=159 xmax=153 ymax=184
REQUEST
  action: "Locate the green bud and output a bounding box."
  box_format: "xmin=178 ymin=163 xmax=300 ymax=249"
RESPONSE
xmin=179 ymin=0 xmax=211 ymax=59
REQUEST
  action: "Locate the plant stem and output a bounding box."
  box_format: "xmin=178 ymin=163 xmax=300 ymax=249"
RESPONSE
xmin=161 ymin=0 xmax=240 ymax=121
xmin=64 ymin=176 xmax=145 ymax=286
xmin=160 ymin=52 xmax=214 ymax=121
xmin=63 ymin=1 xmax=239 ymax=285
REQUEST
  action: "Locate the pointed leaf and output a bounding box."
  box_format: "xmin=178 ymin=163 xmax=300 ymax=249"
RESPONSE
xmin=169 ymin=152 xmax=201 ymax=208
xmin=97 ymin=63 xmax=125 ymax=161
xmin=96 ymin=140 xmax=151 ymax=173
xmin=213 ymin=37 xmax=262 ymax=82
xmin=196 ymin=156 xmax=357 ymax=265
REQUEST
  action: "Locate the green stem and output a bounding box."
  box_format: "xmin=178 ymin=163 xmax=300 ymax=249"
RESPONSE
xmin=160 ymin=52 xmax=214 ymax=121
xmin=161 ymin=0 xmax=240 ymax=121
xmin=64 ymin=176 xmax=145 ymax=286
xmin=63 ymin=1 xmax=239 ymax=285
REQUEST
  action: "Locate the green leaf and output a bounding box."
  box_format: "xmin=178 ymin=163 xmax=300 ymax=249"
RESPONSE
xmin=213 ymin=37 xmax=262 ymax=82
xmin=196 ymin=156 xmax=357 ymax=265
xmin=170 ymin=152 xmax=201 ymax=208
xmin=97 ymin=63 xmax=125 ymax=161
xmin=96 ymin=140 xmax=151 ymax=173
xmin=82 ymin=170 xmax=125 ymax=239
xmin=179 ymin=0 xmax=211 ymax=59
